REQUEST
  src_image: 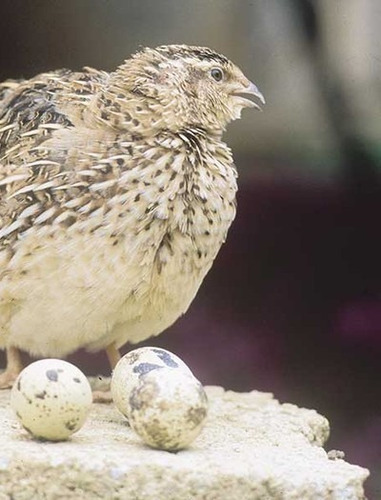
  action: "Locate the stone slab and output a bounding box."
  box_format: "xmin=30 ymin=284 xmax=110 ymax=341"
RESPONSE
xmin=0 ymin=384 xmax=369 ymax=499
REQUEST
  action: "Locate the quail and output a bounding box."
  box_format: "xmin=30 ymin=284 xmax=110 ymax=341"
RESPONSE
xmin=0 ymin=44 xmax=264 ymax=388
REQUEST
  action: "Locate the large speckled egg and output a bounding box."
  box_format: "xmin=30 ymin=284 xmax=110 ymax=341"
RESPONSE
xmin=128 ymin=368 xmax=208 ymax=451
xmin=10 ymin=359 xmax=92 ymax=441
xmin=111 ymin=347 xmax=193 ymax=420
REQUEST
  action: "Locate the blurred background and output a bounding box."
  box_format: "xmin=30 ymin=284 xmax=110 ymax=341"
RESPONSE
xmin=0 ymin=0 xmax=380 ymax=496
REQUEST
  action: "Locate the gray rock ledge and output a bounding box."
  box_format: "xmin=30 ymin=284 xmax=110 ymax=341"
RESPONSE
xmin=0 ymin=384 xmax=369 ymax=499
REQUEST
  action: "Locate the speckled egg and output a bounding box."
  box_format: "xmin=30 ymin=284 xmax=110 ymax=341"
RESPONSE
xmin=128 ymin=368 xmax=208 ymax=451
xmin=10 ymin=359 xmax=92 ymax=441
xmin=111 ymin=347 xmax=193 ymax=420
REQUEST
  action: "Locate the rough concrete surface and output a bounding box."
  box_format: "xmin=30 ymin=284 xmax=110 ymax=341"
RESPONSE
xmin=0 ymin=383 xmax=369 ymax=500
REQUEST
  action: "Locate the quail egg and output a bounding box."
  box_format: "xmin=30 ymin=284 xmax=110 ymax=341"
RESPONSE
xmin=128 ymin=368 xmax=208 ymax=450
xmin=111 ymin=347 xmax=193 ymax=420
xmin=10 ymin=359 xmax=92 ymax=441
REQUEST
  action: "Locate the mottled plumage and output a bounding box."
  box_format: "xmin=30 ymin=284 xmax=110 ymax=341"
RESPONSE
xmin=0 ymin=45 xmax=264 ymax=387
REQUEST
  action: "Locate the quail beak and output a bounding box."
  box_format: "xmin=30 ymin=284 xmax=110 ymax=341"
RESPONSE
xmin=232 ymin=81 xmax=265 ymax=111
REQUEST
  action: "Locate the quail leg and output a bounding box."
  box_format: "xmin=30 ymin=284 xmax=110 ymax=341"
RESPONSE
xmin=106 ymin=342 xmax=121 ymax=370
xmin=0 ymin=346 xmax=23 ymax=389
xmin=92 ymin=342 xmax=121 ymax=403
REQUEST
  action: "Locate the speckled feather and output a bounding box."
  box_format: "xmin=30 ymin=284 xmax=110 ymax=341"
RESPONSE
xmin=0 ymin=45 xmax=262 ymax=359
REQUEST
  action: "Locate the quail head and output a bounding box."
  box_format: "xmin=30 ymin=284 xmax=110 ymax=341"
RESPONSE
xmin=0 ymin=44 xmax=264 ymax=388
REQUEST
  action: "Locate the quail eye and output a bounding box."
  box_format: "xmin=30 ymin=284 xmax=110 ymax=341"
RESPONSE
xmin=210 ymin=68 xmax=224 ymax=82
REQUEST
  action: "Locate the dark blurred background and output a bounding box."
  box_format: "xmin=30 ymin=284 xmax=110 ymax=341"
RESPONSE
xmin=0 ymin=0 xmax=380 ymax=496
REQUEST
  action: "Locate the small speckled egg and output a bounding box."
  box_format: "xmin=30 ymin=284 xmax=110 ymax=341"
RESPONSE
xmin=128 ymin=368 xmax=208 ymax=451
xmin=10 ymin=359 xmax=92 ymax=441
xmin=111 ymin=347 xmax=193 ymax=420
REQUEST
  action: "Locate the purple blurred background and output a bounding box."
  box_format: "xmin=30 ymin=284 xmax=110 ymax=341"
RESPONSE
xmin=0 ymin=1 xmax=380 ymax=496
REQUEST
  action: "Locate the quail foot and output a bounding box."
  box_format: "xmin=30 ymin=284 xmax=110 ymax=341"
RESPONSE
xmin=0 ymin=45 xmax=264 ymax=396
